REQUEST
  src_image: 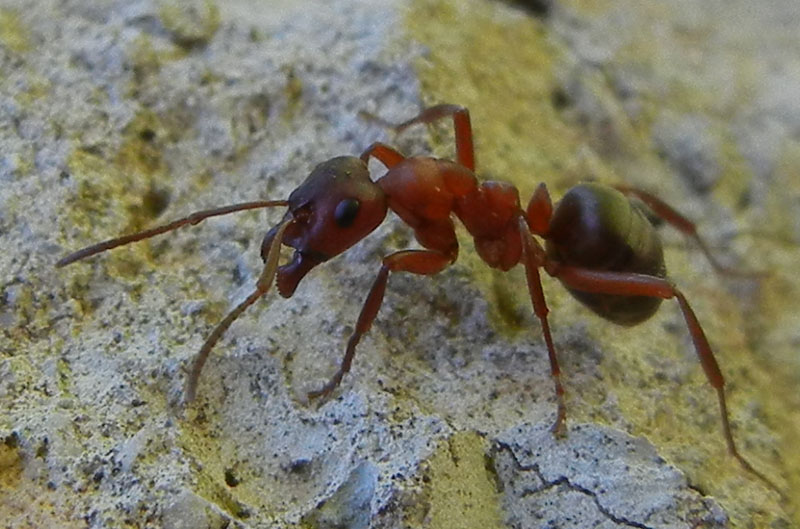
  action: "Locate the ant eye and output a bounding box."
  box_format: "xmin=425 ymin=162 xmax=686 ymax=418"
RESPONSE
xmin=334 ymin=198 xmax=360 ymax=228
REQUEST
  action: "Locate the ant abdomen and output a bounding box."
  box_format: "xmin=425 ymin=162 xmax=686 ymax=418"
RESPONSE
xmin=545 ymin=183 xmax=666 ymax=325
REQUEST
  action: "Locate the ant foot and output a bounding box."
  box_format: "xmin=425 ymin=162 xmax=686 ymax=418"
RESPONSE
xmin=550 ymin=420 xmax=567 ymax=438
xmin=307 ymin=371 xmax=344 ymax=401
xmin=550 ymin=404 xmax=567 ymax=438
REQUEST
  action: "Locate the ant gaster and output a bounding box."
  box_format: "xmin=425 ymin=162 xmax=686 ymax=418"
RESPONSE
xmin=57 ymin=104 xmax=779 ymax=494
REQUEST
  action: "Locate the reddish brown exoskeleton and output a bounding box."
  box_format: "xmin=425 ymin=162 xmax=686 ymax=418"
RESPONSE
xmin=58 ymin=104 xmax=779 ymax=494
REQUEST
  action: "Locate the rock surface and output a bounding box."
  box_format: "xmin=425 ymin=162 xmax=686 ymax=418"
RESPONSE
xmin=1 ymin=0 xmax=798 ymax=527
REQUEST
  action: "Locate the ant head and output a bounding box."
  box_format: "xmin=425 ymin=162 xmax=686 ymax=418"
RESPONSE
xmin=262 ymin=156 xmax=388 ymax=297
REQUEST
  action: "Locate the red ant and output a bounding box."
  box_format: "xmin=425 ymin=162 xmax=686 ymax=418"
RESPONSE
xmin=58 ymin=104 xmax=780 ymax=494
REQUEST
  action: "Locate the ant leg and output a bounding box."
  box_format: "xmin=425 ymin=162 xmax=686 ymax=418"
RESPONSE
xmin=614 ymin=186 xmax=760 ymax=277
xmin=518 ymin=218 xmax=567 ymax=436
xmin=185 ymin=217 xmax=291 ymax=402
xmin=552 ymin=265 xmax=782 ymax=495
xmin=57 ymin=200 xmax=288 ymax=267
xmin=307 ymin=249 xmax=452 ymax=400
xmin=526 ymin=183 xmax=554 ymax=236
xmin=360 ymin=142 xmax=405 ymax=168
xmin=394 ymin=105 xmax=474 ymax=171
xmin=364 ymin=104 xmax=475 ymax=171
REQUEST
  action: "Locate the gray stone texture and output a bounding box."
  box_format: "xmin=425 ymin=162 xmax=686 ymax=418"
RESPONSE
xmin=1 ymin=0 xmax=798 ymax=527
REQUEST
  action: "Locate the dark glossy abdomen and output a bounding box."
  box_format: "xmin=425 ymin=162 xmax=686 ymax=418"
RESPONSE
xmin=545 ymin=183 xmax=666 ymax=326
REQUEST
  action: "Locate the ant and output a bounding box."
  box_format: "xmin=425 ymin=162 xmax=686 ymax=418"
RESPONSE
xmin=57 ymin=104 xmax=780 ymax=494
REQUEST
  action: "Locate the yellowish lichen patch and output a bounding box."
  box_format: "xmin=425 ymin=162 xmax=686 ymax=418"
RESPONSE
xmin=559 ymin=0 xmax=615 ymax=16
xmin=128 ymin=36 xmax=165 ymax=87
xmin=125 ymin=34 xmax=189 ymax=94
xmin=15 ymin=76 xmax=50 ymax=108
xmin=0 ymin=8 xmax=29 ymax=53
xmin=64 ymin=150 xmax=149 ymax=281
xmin=56 ymin=357 xmax=73 ymax=395
xmin=115 ymin=112 xmax=168 ymax=179
xmin=0 ymin=431 xmax=22 ymax=484
xmin=158 ymin=0 xmax=220 ymax=49
xmin=281 ymin=66 xmax=304 ymax=124
xmin=422 ymin=431 xmax=503 ymax=529
xmin=709 ymin=127 xmax=753 ymax=210
xmin=63 ymin=110 xmax=174 ymax=275
xmin=191 ymin=456 xmax=254 ymax=521
xmin=406 ymin=0 xmax=579 ymax=198
xmin=178 ymin=414 xmax=275 ymax=522
xmin=751 ymin=142 xmax=800 ymax=513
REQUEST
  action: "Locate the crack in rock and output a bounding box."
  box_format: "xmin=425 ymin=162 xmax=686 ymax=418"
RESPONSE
xmin=490 ymin=423 xmax=729 ymax=529
xmin=508 ymin=449 xmax=654 ymax=529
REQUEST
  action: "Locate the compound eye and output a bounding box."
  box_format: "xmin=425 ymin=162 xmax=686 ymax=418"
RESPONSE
xmin=334 ymin=198 xmax=360 ymax=228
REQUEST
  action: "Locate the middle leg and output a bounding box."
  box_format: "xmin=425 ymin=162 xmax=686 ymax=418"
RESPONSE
xmin=307 ymin=249 xmax=453 ymax=400
xmin=518 ymin=217 xmax=567 ymax=436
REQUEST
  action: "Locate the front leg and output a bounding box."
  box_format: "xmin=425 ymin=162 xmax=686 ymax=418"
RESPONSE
xmin=308 ymin=249 xmax=453 ymax=399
